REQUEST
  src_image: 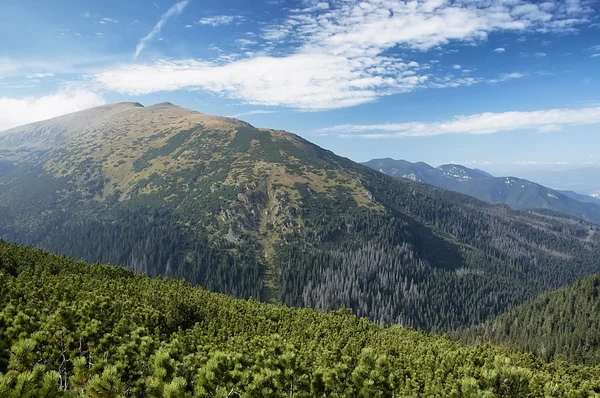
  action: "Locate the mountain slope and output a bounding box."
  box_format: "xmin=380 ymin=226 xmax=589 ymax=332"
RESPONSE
xmin=364 ymin=158 xmax=600 ymax=224
xmin=559 ymin=189 xmax=600 ymax=204
xmin=2 ymin=103 xmax=600 ymax=333
xmin=457 ymin=270 xmax=600 ymax=365
xmin=2 ymin=240 xmax=600 ymax=396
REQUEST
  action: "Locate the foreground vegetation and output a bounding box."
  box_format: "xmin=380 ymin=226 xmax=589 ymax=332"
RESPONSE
xmin=1 ymin=240 xmax=599 ymax=397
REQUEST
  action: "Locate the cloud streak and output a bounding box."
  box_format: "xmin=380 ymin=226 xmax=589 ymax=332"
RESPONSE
xmin=135 ymin=0 xmax=189 ymax=60
xmin=197 ymin=15 xmax=243 ymax=27
xmin=317 ymin=107 xmax=600 ymax=138
xmin=229 ymin=110 xmax=278 ymax=118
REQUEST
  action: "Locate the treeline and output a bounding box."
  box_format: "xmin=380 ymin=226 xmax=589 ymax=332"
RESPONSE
xmin=457 ymin=272 xmax=600 ymax=365
xmin=1 ymin=240 xmax=600 ymax=397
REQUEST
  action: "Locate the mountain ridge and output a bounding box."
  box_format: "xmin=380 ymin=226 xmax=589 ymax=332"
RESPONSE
xmin=364 ymin=157 xmax=600 ymax=224
xmin=2 ymin=103 xmax=600 ymax=333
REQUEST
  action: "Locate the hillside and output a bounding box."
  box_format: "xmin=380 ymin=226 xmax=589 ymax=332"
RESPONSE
xmin=364 ymin=158 xmax=600 ymax=224
xmin=1 ymin=240 xmax=600 ymax=397
xmin=2 ymin=103 xmax=600 ymax=333
xmin=559 ymin=190 xmax=600 ymax=205
xmin=458 ymin=272 xmax=600 ymax=366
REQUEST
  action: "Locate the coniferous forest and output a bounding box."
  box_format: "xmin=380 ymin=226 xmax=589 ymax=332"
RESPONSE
xmin=457 ymin=271 xmax=600 ymax=366
xmin=1 ymin=240 xmax=600 ymax=397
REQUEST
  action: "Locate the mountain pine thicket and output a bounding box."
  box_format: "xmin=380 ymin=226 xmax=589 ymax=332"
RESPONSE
xmin=1 ymin=240 xmax=600 ymax=397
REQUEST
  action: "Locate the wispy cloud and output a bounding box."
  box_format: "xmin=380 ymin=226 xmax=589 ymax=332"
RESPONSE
xmin=102 ymin=17 xmax=118 ymax=23
xmin=229 ymin=110 xmax=278 ymax=118
xmin=0 ymin=89 xmax=105 ymax=132
xmin=494 ymin=47 xmax=506 ymax=53
xmin=197 ymin=15 xmax=244 ymax=27
xmin=25 ymin=73 xmax=54 ymax=79
xmin=429 ymin=72 xmax=525 ymax=88
xmin=98 ymin=0 xmax=593 ymax=110
xmin=316 ymin=107 xmax=600 ymax=138
xmin=135 ymin=0 xmax=189 ymax=60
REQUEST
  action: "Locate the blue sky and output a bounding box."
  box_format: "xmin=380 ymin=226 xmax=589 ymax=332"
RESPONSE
xmin=1 ymin=0 xmax=600 ymax=173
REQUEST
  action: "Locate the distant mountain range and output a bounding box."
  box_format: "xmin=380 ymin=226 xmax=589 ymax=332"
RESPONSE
xmin=364 ymin=158 xmax=600 ymax=224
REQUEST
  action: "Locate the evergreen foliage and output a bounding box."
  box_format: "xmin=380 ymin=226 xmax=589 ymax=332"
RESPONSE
xmin=458 ymin=272 xmax=600 ymax=365
xmin=1 ymin=240 xmax=600 ymax=397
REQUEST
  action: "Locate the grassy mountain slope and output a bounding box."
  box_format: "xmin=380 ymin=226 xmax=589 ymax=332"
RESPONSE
xmin=364 ymin=158 xmax=600 ymax=224
xmin=1 ymin=240 xmax=600 ymax=397
xmin=458 ymin=271 xmax=600 ymax=366
xmin=2 ymin=104 xmax=600 ymax=333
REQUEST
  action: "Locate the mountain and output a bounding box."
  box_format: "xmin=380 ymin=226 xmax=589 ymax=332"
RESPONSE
xmin=2 ymin=103 xmax=600 ymax=334
xmin=558 ymin=189 xmax=600 ymax=204
xmin=1 ymin=239 xmax=600 ymax=396
xmin=364 ymin=158 xmax=600 ymax=224
xmin=457 ymin=271 xmax=600 ymax=365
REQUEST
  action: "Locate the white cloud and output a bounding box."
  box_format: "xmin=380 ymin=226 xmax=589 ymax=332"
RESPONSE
xmin=452 ymin=64 xmax=462 ymax=70
xmin=97 ymin=0 xmax=592 ymax=110
xmin=494 ymin=47 xmax=506 ymax=53
xmin=229 ymin=110 xmax=278 ymax=118
xmin=0 ymin=89 xmax=105 ymax=132
xmin=197 ymin=15 xmax=243 ymax=27
xmin=317 ymin=106 xmax=600 ymax=138
xmin=235 ymin=39 xmax=257 ymax=49
xmin=102 ymin=18 xmax=118 ymax=23
xmin=25 ymin=73 xmax=54 ymax=79
xmin=95 ymin=56 xmax=425 ymax=109
xmin=592 ymin=53 xmax=600 ymax=58
xmin=487 ymin=72 xmax=525 ymax=83
xmin=429 ymin=72 xmax=524 ymax=88
xmin=135 ymin=0 xmax=189 ymax=59
xmin=534 ymin=52 xmax=547 ymax=57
